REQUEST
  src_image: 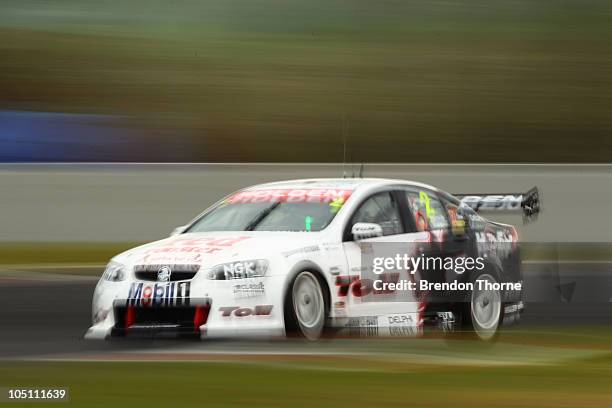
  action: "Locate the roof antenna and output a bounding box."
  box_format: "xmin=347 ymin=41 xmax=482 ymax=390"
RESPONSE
xmin=358 ymin=163 xmax=365 ymax=178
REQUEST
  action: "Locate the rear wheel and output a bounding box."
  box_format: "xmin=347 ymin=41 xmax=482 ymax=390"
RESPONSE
xmin=284 ymin=271 xmax=326 ymax=340
xmin=464 ymin=273 xmax=502 ymax=341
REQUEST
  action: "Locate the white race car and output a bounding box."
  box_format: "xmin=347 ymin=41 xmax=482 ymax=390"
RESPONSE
xmin=87 ymin=178 xmax=535 ymax=341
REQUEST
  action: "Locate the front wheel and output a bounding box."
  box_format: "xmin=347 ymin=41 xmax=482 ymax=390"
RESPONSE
xmin=284 ymin=271 xmax=326 ymax=341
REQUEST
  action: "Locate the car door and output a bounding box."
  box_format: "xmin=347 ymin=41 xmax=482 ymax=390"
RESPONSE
xmin=340 ymin=190 xmax=429 ymax=336
xmin=401 ymin=187 xmax=472 ymax=305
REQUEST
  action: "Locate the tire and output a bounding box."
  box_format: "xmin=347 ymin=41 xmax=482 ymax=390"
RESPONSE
xmin=284 ymin=271 xmax=326 ymax=341
xmin=461 ymin=272 xmax=503 ymax=341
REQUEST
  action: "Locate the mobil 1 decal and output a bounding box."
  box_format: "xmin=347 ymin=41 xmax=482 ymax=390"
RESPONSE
xmin=126 ymin=281 xmax=190 ymax=307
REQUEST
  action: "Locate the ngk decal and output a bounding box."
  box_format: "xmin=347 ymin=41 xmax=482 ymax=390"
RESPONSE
xmin=219 ymin=305 xmax=273 ymax=317
xmin=228 ymin=189 xmax=352 ymax=204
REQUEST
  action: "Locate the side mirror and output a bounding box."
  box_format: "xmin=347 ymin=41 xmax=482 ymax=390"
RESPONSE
xmin=170 ymin=225 xmax=187 ymax=237
xmin=351 ymin=222 xmax=383 ymax=240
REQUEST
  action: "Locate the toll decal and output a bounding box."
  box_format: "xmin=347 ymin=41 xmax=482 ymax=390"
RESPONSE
xmin=219 ymin=305 xmax=273 ymax=317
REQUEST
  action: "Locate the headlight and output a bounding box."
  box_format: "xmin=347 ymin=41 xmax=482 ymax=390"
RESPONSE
xmin=206 ymin=259 xmax=268 ymax=280
xmin=102 ymin=261 xmax=126 ymax=282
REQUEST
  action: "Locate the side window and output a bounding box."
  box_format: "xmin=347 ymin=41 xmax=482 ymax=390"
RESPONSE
xmin=351 ymin=192 xmax=403 ymax=236
xmin=404 ymin=190 xmax=449 ymax=231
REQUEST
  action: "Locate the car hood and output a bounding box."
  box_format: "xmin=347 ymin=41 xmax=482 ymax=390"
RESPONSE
xmin=115 ymin=231 xmax=324 ymax=270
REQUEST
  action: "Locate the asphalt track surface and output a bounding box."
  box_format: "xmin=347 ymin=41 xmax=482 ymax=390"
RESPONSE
xmin=1 ymin=261 xmax=611 ymax=360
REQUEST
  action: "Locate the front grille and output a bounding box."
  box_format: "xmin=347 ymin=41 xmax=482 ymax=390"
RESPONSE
xmin=115 ymin=306 xmax=198 ymax=326
xmin=112 ymin=303 xmax=210 ymax=338
xmin=133 ymin=264 xmax=200 ymax=281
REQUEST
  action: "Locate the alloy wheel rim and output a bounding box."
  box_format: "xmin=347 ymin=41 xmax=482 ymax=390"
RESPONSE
xmin=292 ymin=273 xmax=324 ymax=337
xmin=470 ymin=274 xmax=501 ymax=339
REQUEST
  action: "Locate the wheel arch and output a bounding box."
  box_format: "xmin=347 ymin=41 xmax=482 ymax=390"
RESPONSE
xmin=283 ymin=260 xmax=332 ymax=317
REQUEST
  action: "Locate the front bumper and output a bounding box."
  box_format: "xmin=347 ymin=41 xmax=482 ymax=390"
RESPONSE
xmin=85 ymin=275 xmax=286 ymax=340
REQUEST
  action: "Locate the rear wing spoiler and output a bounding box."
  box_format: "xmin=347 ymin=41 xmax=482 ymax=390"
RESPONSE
xmin=454 ymin=186 xmax=540 ymax=223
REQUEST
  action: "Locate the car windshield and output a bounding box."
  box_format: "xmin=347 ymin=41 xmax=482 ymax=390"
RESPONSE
xmin=186 ymin=188 xmax=352 ymax=232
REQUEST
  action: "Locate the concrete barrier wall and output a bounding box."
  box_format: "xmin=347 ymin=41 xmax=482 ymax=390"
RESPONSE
xmin=1 ymin=164 xmax=610 ymax=242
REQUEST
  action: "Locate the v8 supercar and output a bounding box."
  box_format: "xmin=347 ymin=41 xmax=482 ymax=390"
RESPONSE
xmin=86 ymin=178 xmax=539 ymax=341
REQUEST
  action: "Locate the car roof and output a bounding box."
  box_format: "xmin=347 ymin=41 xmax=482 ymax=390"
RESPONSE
xmin=244 ymin=178 xmax=442 ymax=193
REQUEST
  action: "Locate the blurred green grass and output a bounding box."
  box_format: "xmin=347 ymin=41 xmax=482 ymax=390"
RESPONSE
xmin=0 ymin=243 xmax=141 ymax=268
xmin=2 ymin=354 xmax=612 ymax=407
xmin=2 ymin=0 xmax=612 ymax=162
xmin=1 ymin=329 xmax=611 ymax=407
